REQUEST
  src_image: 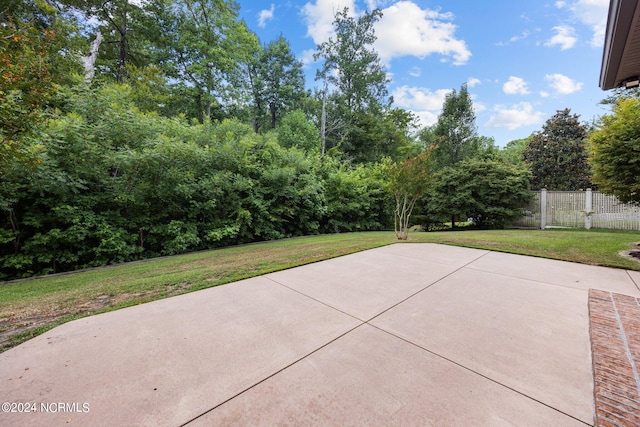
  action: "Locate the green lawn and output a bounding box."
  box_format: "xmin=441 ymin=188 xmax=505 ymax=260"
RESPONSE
xmin=2 ymin=228 xmax=639 ymax=352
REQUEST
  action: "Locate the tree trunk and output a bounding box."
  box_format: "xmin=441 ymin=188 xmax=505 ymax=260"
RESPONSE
xmin=117 ymin=21 xmax=127 ymax=83
xmin=81 ymin=31 xmax=103 ymax=82
xmin=193 ymin=91 xmax=206 ymax=124
xmin=205 ymin=98 xmax=211 ymax=119
xmin=270 ymin=103 xmax=277 ymax=129
xmin=321 ymin=83 xmax=327 ymax=156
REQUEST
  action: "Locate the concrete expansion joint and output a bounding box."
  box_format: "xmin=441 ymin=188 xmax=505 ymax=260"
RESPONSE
xmin=365 ymin=323 xmax=592 ymax=426
xmin=625 ymin=269 xmax=640 ymax=293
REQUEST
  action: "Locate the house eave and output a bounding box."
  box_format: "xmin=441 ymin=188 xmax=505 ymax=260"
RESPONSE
xmin=600 ymin=0 xmax=640 ymax=90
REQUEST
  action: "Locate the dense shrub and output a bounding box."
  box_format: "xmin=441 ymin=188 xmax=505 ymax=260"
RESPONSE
xmin=431 ymin=160 xmax=532 ymax=229
xmin=0 ymin=85 xmax=394 ymax=280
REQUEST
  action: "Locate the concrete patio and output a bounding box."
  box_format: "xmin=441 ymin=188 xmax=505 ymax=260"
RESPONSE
xmin=2 ymin=243 xmax=640 ymax=426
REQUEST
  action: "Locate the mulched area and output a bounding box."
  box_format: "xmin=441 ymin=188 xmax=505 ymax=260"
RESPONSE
xmin=589 ymin=289 xmax=640 ymax=426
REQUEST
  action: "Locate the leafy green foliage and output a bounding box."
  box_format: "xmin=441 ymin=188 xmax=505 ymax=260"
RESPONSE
xmin=248 ymin=36 xmax=306 ymax=131
xmin=432 ymin=160 xmax=532 ymax=229
xmin=166 ymin=0 xmax=259 ymax=121
xmin=277 ymin=110 xmax=320 ymax=153
xmin=320 ymin=158 xmax=392 ymax=233
xmin=315 ymin=7 xmax=388 ymax=114
xmin=523 ymin=108 xmax=592 ymax=190
xmin=0 ymin=1 xmax=555 ymax=281
xmin=314 ymin=7 xmax=393 ymax=162
xmin=0 ymin=84 xmax=396 ymax=280
xmin=499 ymin=136 xmax=531 ymax=165
xmin=599 ymin=86 xmax=640 ymax=106
xmin=0 ymin=2 xmax=82 ymax=169
xmin=588 ymin=98 xmax=640 ymax=204
xmin=426 ymin=83 xmax=480 ymax=169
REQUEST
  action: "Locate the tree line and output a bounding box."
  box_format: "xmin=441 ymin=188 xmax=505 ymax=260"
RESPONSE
xmin=1 ymin=1 xmax=637 ymax=280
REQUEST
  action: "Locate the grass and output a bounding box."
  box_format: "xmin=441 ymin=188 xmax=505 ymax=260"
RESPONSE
xmin=2 ymin=228 xmax=640 ymax=352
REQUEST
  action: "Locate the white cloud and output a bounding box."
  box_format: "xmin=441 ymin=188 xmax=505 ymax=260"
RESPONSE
xmin=545 ymin=25 xmax=577 ymax=50
xmin=375 ymin=1 xmax=471 ymax=65
xmin=365 ymin=0 xmax=391 ymax=9
xmin=467 ymin=77 xmax=481 ymax=88
xmin=302 ymin=0 xmax=357 ymax=45
xmin=473 ymin=102 xmax=487 ymax=113
xmin=302 ymin=1 xmax=471 ymax=65
xmin=409 ymin=67 xmax=422 ymax=77
xmin=545 ymin=73 xmax=583 ymax=94
xmin=485 ymin=102 xmax=544 ymax=130
xmin=556 ymin=0 xmax=609 ymax=47
xmin=258 ymin=4 xmax=275 ymax=29
xmin=503 ymin=76 xmax=531 ymax=95
xmin=510 ymin=30 xmax=530 ymax=42
xmin=392 ymin=86 xmax=451 ymax=111
xmin=540 ymin=91 xmax=550 ymax=98
xmin=497 ymin=28 xmax=541 ymax=46
xmin=300 ymin=49 xmax=318 ymax=67
xmin=391 ymin=85 xmax=452 ymax=126
xmin=413 ymin=111 xmax=440 ymax=127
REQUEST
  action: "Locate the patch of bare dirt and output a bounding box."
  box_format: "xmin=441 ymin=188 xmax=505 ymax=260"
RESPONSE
xmin=619 ymin=242 xmax=640 ymax=263
xmin=0 ymin=283 xmax=194 ymax=352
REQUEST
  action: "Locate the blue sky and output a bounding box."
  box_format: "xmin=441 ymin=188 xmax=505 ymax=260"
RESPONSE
xmin=237 ymin=0 xmax=611 ymax=147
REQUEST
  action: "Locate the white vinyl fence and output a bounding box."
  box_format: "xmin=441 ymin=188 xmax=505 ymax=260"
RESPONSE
xmin=515 ymin=189 xmax=640 ymax=231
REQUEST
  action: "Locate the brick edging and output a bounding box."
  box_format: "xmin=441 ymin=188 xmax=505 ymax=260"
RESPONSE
xmin=589 ymin=289 xmax=640 ymax=426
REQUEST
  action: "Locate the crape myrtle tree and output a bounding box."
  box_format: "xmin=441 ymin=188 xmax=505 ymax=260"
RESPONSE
xmin=390 ymin=148 xmax=436 ymax=240
xmin=522 ymin=108 xmax=592 ymax=190
xmin=588 ymin=97 xmax=640 ymax=204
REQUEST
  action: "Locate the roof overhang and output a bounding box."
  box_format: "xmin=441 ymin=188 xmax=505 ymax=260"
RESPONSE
xmin=600 ymin=0 xmax=640 ymax=90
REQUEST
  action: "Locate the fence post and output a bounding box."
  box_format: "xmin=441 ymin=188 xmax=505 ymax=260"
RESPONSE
xmin=585 ymin=188 xmax=592 ymax=230
xmin=540 ymin=188 xmax=547 ymax=229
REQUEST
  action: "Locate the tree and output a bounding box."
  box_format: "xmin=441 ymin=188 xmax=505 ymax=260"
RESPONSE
xmin=347 ymin=108 xmax=420 ymax=163
xmin=0 ymin=18 xmax=55 ymax=165
xmin=390 ymin=149 xmax=435 ymax=240
xmin=588 ymin=97 xmax=640 ymax=204
xmin=429 ymin=83 xmax=479 ymax=169
xmin=247 ymin=36 xmax=306 ymax=132
xmin=314 ymin=7 xmax=390 ymax=160
xmin=62 ymin=0 xmax=148 ymax=83
xmin=277 ymin=110 xmax=320 ymax=153
xmin=523 ymin=108 xmax=592 ymax=190
xmin=165 ymin=0 xmax=259 ymax=121
xmin=499 ymin=136 xmax=531 ymax=165
xmin=0 ymin=0 xmax=82 ymax=170
xmin=432 ymin=160 xmax=532 ymax=229
xmin=599 ymin=86 xmax=640 ymax=106
xmin=315 ymin=7 xmax=388 ymax=113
